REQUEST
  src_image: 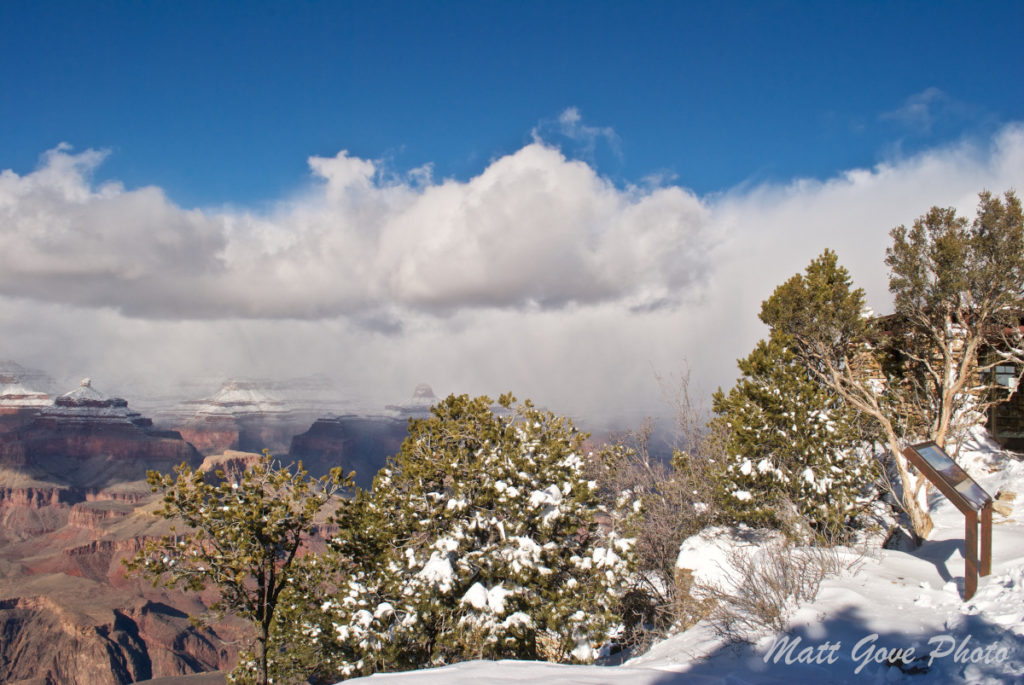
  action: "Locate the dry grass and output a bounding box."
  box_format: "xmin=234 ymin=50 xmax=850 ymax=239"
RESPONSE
xmin=696 ymin=539 xmax=847 ymax=643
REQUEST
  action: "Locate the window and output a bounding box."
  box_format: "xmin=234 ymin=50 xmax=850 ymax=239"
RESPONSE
xmin=995 ymin=365 xmax=1018 ymax=389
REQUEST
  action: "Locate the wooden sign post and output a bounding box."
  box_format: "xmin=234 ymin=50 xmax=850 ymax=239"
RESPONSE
xmin=902 ymin=442 xmax=993 ymax=600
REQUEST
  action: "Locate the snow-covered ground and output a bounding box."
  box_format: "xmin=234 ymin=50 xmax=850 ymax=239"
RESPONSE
xmin=347 ymin=429 xmax=1024 ymax=683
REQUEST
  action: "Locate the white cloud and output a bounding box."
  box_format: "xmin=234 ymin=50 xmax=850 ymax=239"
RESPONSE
xmin=880 ymin=87 xmax=948 ymax=132
xmin=1 ymin=124 xmax=1021 ymax=422
xmin=879 ymin=87 xmax=985 ymax=137
xmin=0 ymin=143 xmax=226 ymax=316
xmin=0 ymin=142 xmax=711 ymax=320
xmin=531 ymin=107 xmax=622 ymax=161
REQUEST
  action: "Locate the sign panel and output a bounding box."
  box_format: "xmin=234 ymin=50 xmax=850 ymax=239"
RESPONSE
xmin=902 ymin=441 xmax=993 ymax=601
xmin=913 ymin=443 xmax=992 ymax=511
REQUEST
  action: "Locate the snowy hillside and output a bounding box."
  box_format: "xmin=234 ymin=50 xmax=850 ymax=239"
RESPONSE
xmin=346 ymin=429 xmax=1024 ymax=684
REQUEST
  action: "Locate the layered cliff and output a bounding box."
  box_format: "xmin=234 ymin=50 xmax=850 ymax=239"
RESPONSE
xmin=0 ymin=594 xmax=231 ymax=684
xmin=289 ymin=415 xmax=407 ymax=487
xmin=0 ymin=379 xmax=232 ymax=682
xmin=175 ymin=380 xmax=304 ymax=456
xmin=0 ymin=380 xmax=201 ymax=488
xmin=0 ymin=485 xmax=238 ymax=683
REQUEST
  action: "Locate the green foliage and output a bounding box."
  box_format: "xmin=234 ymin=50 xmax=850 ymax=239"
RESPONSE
xmin=320 ymin=394 xmax=636 ymax=679
xmin=887 ymin=191 xmax=1024 ymax=326
xmin=885 ymin=190 xmax=1024 ymax=447
xmin=748 ymin=250 xmax=881 ymax=536
xmin=759 ymin=249 xmax=868 ymax=361
xmin=755 ymin=247 xmax=940 ymax=539
xmin=126 ymin=451 xmax=350 ymax=685
xmin=749 ymin=191 xmax=1023 ymax=541
xmin=712 ymin=335 xmax=876 ymax=537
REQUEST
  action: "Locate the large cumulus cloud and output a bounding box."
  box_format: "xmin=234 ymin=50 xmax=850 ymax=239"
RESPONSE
xmin=0 ymin=141 xmax=713 ymax=321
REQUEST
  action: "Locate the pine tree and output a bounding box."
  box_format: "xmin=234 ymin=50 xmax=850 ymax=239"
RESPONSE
xmin=318 ymin=393 xmax=635 ymax=679
xmin=712 ymin=335 xmax=875 ymax=537
xmin=760 ymin=249 xmax=936 ymax=539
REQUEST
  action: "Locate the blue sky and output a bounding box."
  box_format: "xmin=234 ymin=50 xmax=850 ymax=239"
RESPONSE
xmin=3 ymin=1 xmax=1020 ymax=207
xmin=0 ymin=1 xmax=1022 ymax=421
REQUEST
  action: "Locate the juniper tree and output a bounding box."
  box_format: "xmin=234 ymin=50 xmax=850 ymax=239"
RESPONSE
xmin=320 ymin=393 xmax=636 ymax=679
xmin=126 ymin=451 xmax=349 ymax=685
xmin=884 ymin=190 xmax=1024 ymax=449
xmin=711 ymin=334 xmax=876 ymax=538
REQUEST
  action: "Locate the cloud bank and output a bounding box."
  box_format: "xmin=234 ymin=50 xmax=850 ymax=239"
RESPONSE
xmin=0 ymin=141 xmax=710 ymax=321
xmin=1 ymin=124 xmax=1021 ymax=422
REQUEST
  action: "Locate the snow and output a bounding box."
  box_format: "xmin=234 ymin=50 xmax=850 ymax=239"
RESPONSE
xmin=675 ymin=526 xmax=781 ymax=591
xmin=0 ymin=382 xmax=50 ymax=407
xmin=462 ymin=582 xmax=513 ymax=615
xmin=385 ymin=383 xmax=439 ymax=417
xmin=344 ymin=427 xmax=1024 ymax=683
xmin=417 ymin=552 xmax=456 ymax=594
xmin=446 ymin=497 xmax=468 ymax=511
xmin=58 ymin=377 xmax=109 ymax=403
xmin=193 ymin=379 xmax=287 ymax=416
xmin=486 ymin=584 xmax=512 ymax=615
xmin=39 ymin=378 xmax=146 ymax=422
xmin=528 ymin=484 xmax=563 ymax=509
xmin=461 ymin=582 xmax=489 ymax=611
xmin=503 ymin=536 xmax=542 ymax=574
xmin=42 ymin=404 xmax=140 ymax=420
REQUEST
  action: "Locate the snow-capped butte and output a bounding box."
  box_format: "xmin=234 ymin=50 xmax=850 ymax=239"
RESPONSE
xmin=0 ymin=381 xmax=50 ymax=409
xmin=192 ymin=379 xmax=288 ymax=417
xmin=41 ymin=378 xmax=147 ymax=424
xmin=385 ymin=383 xmax=439 ymax=418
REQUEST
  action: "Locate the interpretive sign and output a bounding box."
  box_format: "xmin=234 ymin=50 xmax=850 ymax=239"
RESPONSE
xmin=902 ymin=442 xmax=993 ymax=600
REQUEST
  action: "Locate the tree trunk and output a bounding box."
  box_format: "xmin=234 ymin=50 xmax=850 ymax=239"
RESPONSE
xmin=890 ymin=439 xmax=934 ymax=541
xmin=935 ymin=387 xmax=953 ymax=449
xmin=255 ymin=625 xmax=269 ymax=685
xmin=842 ymin=379 xmax=935 ymax=542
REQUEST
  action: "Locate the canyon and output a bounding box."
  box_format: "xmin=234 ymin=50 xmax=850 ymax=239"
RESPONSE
xmin=0 ymin=371 xmax=423 ymax=683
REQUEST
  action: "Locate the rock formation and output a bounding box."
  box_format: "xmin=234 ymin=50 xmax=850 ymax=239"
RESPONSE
xmin=197 ymin=450 xmax=265 ymax=484
xmin=0 ymin=365 xmax=53 ymax=431
xmin=288 ymin=385 xmax=444 ymax=488
xmin=385 ymin=383 xmax=439 ymax=418
xmin=176 ymin=380 xmax=301 ymax=456
xmin=0 ymin=528 xmax=236 ymax=684
xmin=1 ymin=379 xmax=202 ymax=488
xmin=0 ymin=378 xmax=231 ymax=683
xmin=289 ymin=415 xmax=408 ymax=488
xmin=0 ymin=380 xmax=51 ymax=412
xmin=0 ymin=360 xmax=56 ymax=395
xmin=0 ymin=374 xmax=432 ymax=682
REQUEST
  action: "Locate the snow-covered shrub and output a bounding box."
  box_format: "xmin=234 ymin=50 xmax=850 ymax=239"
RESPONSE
xmin=712 ymin=335 xmax=877 ymax=538
xmin=695 ymin=536 xmax=845 ymax=642
xmin=322 ymin=393 xmax=636 ymax=679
